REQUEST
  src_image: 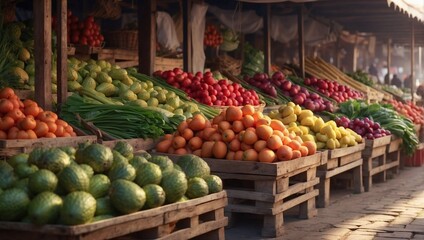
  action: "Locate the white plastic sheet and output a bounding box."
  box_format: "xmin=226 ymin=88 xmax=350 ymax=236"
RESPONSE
xmin=156 ymin=11 xmax=180 ymax=51
xmin=208 ymin=5 xmax=263 ymax=34
xmin=191 ymin=3 xmax=209 ymax=73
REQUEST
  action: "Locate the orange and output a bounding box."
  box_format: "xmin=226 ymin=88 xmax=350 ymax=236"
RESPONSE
xmin=242 ymin=115 xmax=255 ymax=128
xmin=201 ymin=141 xmax=215 ymax=158
xmin=241 ymin=142 xmax=253 ymax=151
xmin=189 ymin=114 xmax=207 ymax=131
xmin=276 ymin=145 xmax=293 ymax=161
xmin=287 ymin=140 xmax=301 ymax=151
xmin=258 ymin=148 xmax=276 ymax=163
xmin=267 ymin=135 xmax=283 ymax=150
xmin=256 ymin=125 xmax=273 ymax=140
xmin=172 ymin=136 xmax=186 ymax=149
xmin=234 ymin=150 xmax=244 ymax=160
xmin=202 ymin=127 xmax=217 ymax=140
xmin=298 ymin=145 xmax=309 ymax=157
xmin=241 ymin=105 xmax=255 ymax=116
xmin=254 ymin=140 xmax=268 ymax=152
xmin=218 ymin=121 xmax=231 ymax=133
xmin=175 ymin=148 xmax=188 ymax=155
xmin=242 ymin=129 xmax=258 ymax=145
xmin=302 ymin=141 xmax=317 ymax=155
xmin=226 ymin=106 xmax=243 ymax=122
xmin=212 ymin=111 xmax=226 ymax=124
xmin=229 ymin=138 xmax=241 ymax=151
xmin=226 ymin=151 xmax=236 ymax=160
xmin=292 ymin=150 xmax=302 ymax=159
xmin=232 ymin=120 xmax=244 ymax=133
xmin=209 ymin=132 xmax=222 ymax=142
xmin=242 ymin=149 xmax=258 ymax=161
xmin=181 ymin=128 xmax=194 ymax=141
xmin=212 ymin=141 xmax=227 ymax=159
xmin=156 ymin=139 xmax=172 ymax=153
xmin=188 ymin=136 xmax=203 ymax=150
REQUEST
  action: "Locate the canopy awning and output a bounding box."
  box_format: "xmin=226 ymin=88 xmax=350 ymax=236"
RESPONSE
xmin=388 ymin=0 xmax=424 ymax=22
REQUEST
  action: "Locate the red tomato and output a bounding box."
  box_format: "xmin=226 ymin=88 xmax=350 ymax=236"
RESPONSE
xmin=79 ymin=36 xmax=88 ymax=45
xmin=83 ymin=28 xmax=91 ymax=37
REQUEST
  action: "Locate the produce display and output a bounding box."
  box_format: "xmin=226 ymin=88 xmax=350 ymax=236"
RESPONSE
xmin=267 ymin=103 xmax=363 ymax=150
xmin=0 ymin=87 xmax=77 ymax=139
xmin=155 ymin=68 xmax=261 ymax=106
xmin=303 ymin=77 xmax=364 ymax=103
xmin=272 ymin=72 xmax=335 ymax=112
xmin=61 ymin=93 xmax=184 ymax=139
xmin=219 ymin=28 xmax=239 ymax=52
xmin=54 ymin=11 xmax=104 ymax=47
xmin=241 ymin=43 xmax=264 ymax=77
xmin=156 ymin=105 xmax=318 ymax=162
xmin=0 ymin=142 xmax=223 ymax=225
xmin=385 ymin=99 xmax=424 ymax=125
xmin=347 ymin=70 xmax=374 ymax=87
xmin=238 ymin=73 xmax=288 ymax=106
xmin=335 ymin=116 xmax=391 ymax=140
xmin=203 ymin=24 xmax=223 ymax=48
xmin=335 ymin=100 xmax=419 ymax=155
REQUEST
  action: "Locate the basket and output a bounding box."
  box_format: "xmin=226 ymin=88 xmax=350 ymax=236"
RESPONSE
xmin=215 ymin=54 xmax=241 ymax=76
xmin=105 ymin=30 xmax=138 ymax=50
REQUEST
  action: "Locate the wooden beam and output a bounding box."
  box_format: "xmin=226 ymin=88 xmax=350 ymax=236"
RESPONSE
xmin=182 ymin=0 xmax=192 ymax=72
xmin=298 ymin=5 xmax=305 ymax=78
xmin=263 ymin=4 xmax=271 ymax=76
xmin=56 ymin=0 xmax=67 ymax=111
xmin=33 ymin=0 xmax=52 ymax=110
xmin=138 ymin=0 xmax=156 ymax=75
xmin=387 ymin=38 xmax=391 ymax=84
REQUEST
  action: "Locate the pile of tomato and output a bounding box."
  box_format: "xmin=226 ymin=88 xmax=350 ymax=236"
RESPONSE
xmin=204 ymin=24 xmax=223 ymax=47
xmin=0 ymin=88 xmax=77 ymax=139
xmin=53 ymin=11 xmax=104 ymax=47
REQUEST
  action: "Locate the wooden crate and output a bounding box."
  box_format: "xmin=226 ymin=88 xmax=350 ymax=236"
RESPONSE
xmin=154 ymin=57 xmax=183 ymax=72
xmin=362 ymin=135 xmax=392 ymax=192
xmin=316 ymin=143 xmax=365 ymax=208
xmin=0 ymin=191 xmax=227 ymax=240
xmin=0 ymin=136 xmax=97 ymax=158
xmin=154 ymin=152 xmax=321 ymax=238
xmin=386 ymin=136 xmax=402 ymax=175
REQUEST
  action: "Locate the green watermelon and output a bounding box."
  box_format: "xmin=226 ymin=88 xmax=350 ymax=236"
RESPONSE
xmin=108 ymin=164 xmax=136 ymax=182
xmin=143 ymin=184 xmax=166 ymax=209
xmin=28 ymin=192 xmax=63 ymax=225
xmin=176 ymin=154 xmax=210 ymax=178
xmin=0 ymin=161 xmax=17 ymax=189
xmin=7 ymin=153 xmax=29 ymax=167
xmin=109 ymin=179 xmax=146 ymax=214
xmin=60 ymin=191 xmax=96 ymax=225
xmin=88 ymin=174 xmax=111 ymax=198
xmin=186 ymin=177 xmax=209 ymax=199
xmin=95 ymin=197 xmax=117 ymax=216
xmin=161 ymin=170 xmax=187 ymax=204
xmin=135 ymin=162 xmax=162 ymax=187
xmin=149 ymin=155 xmax=174 ymax=173
xmin=28 ymin=169 xmax=58 ymax=194
xmin=82 ymin=144 xmax=113 ymax=173
xmin=58 ymin=165 xmax=90 ymax=193
xmin=0 ymin=188 xmax=30 ymax=221
xmin=129 ymin=156 xmax=148 ymax=169
xmin=36 ymin=148 xmax=71 ymax=174
xmin=113 ymin=141 xmax=133 ymax=158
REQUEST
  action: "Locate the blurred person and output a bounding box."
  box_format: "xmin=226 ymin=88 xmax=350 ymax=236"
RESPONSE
xmin=391 ymin=74 xmax=402 ymax=88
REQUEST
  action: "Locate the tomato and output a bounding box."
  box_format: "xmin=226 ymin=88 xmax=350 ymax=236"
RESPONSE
xmin=83 ymin=28 xmax=91 ymax=37
xmin=34 ymin=121 xmax=49 ymax=138
xmin=79 ymin=36 xmax=88 ymax=45
xmin=0 ymin=87 xmax=15 ymax=99
xmin=86 ymin=15 xmax=95 ymax=23
xmin=6 ymin=109 xmax=24 ymax=121
xmin=99 ymin=34 xmax=104 ymax=41
xmin=19 ymin=116 xmax=36 ymax=130
xmin=0 ymin=116 xmax=15 ymax=131
xmin=0 ymin=99 xmax=14 ymax=113
xmin=84 ymin=21 xmax=93 ymax=30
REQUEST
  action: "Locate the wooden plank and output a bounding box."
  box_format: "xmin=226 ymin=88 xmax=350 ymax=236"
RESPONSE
xmin=339 ymin=151 xmax=362 ymax=166
xmin=368 ymin=163 xmax=387 ymax=176
xmin=33 ymin=0 xmax=52 ymax=110
xmin=388 ymin=138 xmax=402 ymax=153
xmin=138 ymin=0 xmax=156 ymax=75
xmin=370 ymin=146 xmax=387 ymax=158
xmin=167 ymin=218 xmax=227 ymax=240
xmin=215 ymin=172 xmax=276 ymax=181
xmin=0 ymin=136 xmax=97 ymax=148
xmin=326 ymin=158 xmax=339 ymax=169
xmin=115 ymin=60 xmax=138 ymax=69
xmin=280 ymin=190 xmax=319 ymax=213
xmin=326 ymin=158 xmax=363 ymax=178
xmin=328 ymin=143 xmax=365 ymax=159
xmin=365 ymin=135 xmax=391 ymax=148
xmin=385 ymin=160 xmax=399 ymax=170
xmin=56 ymin=0 xmax=67 ymax=110
xmin=164 ymin=197 xmax=227 ymax=223
xmin=320 ymin=150 xmax=328 ymax=165
xmin=276 ymin=178 xmax=320 ymax=202
xmin=101 ymin=138 xmax=158 ymax=151
xmin=227 ymin=189 xmax=275 ymax=202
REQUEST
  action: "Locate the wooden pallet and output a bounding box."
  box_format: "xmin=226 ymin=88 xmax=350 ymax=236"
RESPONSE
xmin=316 ymin=143 xmax=365 ymax=208
xmin=385 ymin=136 xmax=402 ymax=175
xmin=362 ymin=135 xmax=392 ymax=192
xmin=153 ymin=152 xmax=321 ymax=238
xmin=0 ymin=192 xmax=227 ymax=240
xmin=0 ymin=135 xmax=97 ymax=158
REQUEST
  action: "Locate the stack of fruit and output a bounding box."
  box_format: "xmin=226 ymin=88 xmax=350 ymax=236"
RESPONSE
xmin=303 ymin=77 xmax=364 ymax=103
xmin=0 ymin=141 xmax=223 ymax=225
xmin=268 ymin=103 xmax=363 ymax=150
xmin=155 ymin=68 xmax=261 ymax=106
xmin=271 ymin=72 xmax=334 ymax=112
xmin=0 ymin=87 xmax=77 ymax=139
xmin=335 ymin=116 xmax=391 ymax=140
xmin=204 ymin=24 xmax=223 ymax=48
xmin=386 ymin=99 xmax=424 ymax=125
xmin=156 ymin=105 xmax=318 ymax=162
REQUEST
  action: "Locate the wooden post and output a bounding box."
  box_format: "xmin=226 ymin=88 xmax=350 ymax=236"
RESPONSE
xmin=183 ymin=0 xmax=192 ymax=72
xmin=387 ymin=38 xmax=392 ymax=84
xmin=33 ymin=0 xmax=52 ymax=110
xmin=138 ymin=0 xmax=156 ymax=75
xmin=56 ymin=0 xmax=67 ymax=111
xmin=411 ymin=20 xmax=415 ymax=103
xmin=263 ymin=4 xmax=271 ymax=76
xmin=298 ymin=5 xmax=305 ymax=78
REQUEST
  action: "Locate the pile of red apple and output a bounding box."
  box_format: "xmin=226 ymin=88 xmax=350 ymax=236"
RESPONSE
xmin=303 ymin=77 xmax=363 ymax=103
xmin=271 ymin=72 xmax=334 ymax=112
xmin=243 ymin=73 xmax=277 ymax=98
xmin=155 ymin=68 xmax=260 ymax=106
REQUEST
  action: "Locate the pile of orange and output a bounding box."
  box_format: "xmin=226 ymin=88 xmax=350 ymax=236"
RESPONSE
xmin=0 ymin=87 xmax=77 ymax=139
xmin=156 ymin=105 xmax=317 ymax=162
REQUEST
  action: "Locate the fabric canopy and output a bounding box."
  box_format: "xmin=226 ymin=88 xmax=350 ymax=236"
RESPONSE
xmin=388 ymin=0 xmax=424 ymax=22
